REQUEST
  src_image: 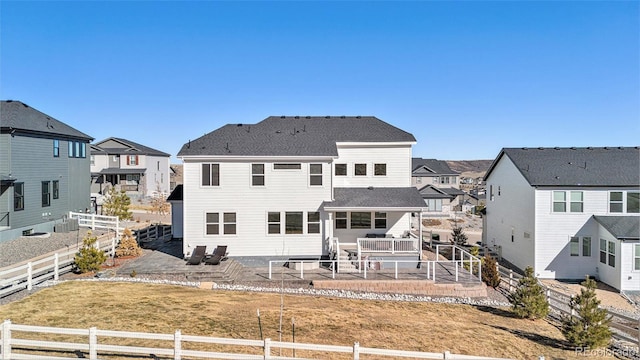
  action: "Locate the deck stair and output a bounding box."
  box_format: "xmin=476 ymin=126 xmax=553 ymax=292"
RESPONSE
xmin=338 ymin=249 xmax=359 ymax=273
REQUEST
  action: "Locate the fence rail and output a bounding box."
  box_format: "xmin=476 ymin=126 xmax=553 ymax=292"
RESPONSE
xmin=0 ymin=320 xmax=512 ymax=360
xmin=135 ymin=224 xmax=171 ymax=244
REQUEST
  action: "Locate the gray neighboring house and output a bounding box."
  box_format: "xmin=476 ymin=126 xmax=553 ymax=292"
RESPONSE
xmin=0 ymin=100 xmax=93 ymax=242
xmin=412 ymin=158 xmax=463 ymax=214
xmin=90 ymin=137 xmax=171 ymax=198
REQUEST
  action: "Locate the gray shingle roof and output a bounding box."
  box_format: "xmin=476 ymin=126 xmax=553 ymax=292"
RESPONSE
xmin=93 ymin=137 xmax=170 ymax=157
xmin=412 ymin=158 xmax=458 ymax=176
xmin=324 ymin=187 xmax=425 ymax=210
xmin=0 ymin=100 xmax=93 ymax=140
xmin=485 ymin=147 xmax=640 ymax=187
xmin=417 ymin=185 xmax=453 ymax=199
xmin=178 ymin=116 xmax=416 ymax=157
xmin=593 ymin=216 xmax=640 ymax=240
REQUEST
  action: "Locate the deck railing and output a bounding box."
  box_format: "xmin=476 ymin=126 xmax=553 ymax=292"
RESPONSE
xmin=69 ymin=212 xmax=120 ymax=236
xmin=357 ymin=237 xmax=419 ymax=253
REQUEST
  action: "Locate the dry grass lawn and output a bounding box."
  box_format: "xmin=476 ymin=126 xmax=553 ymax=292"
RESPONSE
xmin=0 ymin=281 xmax=615 ymax=359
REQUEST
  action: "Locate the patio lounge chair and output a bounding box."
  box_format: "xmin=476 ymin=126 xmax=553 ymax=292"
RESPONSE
xmin=204 ymin=245 xmax=228 ymax=265
xmin=186 ymin=246 xmax=206 ymax=265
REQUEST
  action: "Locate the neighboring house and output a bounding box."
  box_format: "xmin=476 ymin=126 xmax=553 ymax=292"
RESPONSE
xmin=412 ymin=158 xmax=463 ymax=214
xmin=176 ymin=116 xmax=425 ymax=260
xmin=169 ymin=164 xmax=183 ymax=191
xmin=167 ymin=184 xmax=183 ymax=239
xmin=484 ymin=146 xmax=640 ymax=291
xmin=0 ymin=100 xmax=93 ymax=242
xmin=90 ymin=137 xmax=171 ymax=198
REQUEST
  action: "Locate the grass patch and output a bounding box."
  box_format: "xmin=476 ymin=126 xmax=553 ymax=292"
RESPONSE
xmin=0 ymin=281 xmax=609 ymax=359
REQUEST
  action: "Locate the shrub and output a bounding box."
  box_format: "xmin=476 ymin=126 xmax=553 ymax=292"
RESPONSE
xmin=74 ymin=231 xmax=107 ymax=273
xmin=103 ymin=187 xmax=133 ymax=221
xmin=451 ymin=226 xmax=468 ymax=246
xmin=482 ymin=254 xmax=501 ymax=289
xmin=115 ymin=228 xmax=143 ymax=258
xmin=562 ymin=277 xmax=612 ymax=348
xmin=509 ymin=266 xmax=549 ymax=319
xmin=463 ymin=246 xmax=481 ymax=275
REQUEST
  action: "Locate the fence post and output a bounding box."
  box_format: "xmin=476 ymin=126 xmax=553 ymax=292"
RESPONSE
xmin=2 ymin=320 xmax=11 ymax=360
xmin=478 ymin=260 xmax=482 ymax=282
xmin=300 ymin=262 xmax=304 ymax=280
xmin=264 ymin=338 xmax=271 ymax=359
xmin=509 ymin=270 xmax=514 ymax=292
xmin=91 ymin=214 xmax=95 ymax=230
xmin=174 ymin=329 xmax=181 ymax=360
xmin=455 ymin=263 xmax=459 ymax=282
xmin=268 ymin=262 xmax=272 ymax=280
xmin=27 ymin=262 xmax=33 ymax=291
xmin=54 ymin=253 xmax=59 ymax=281
xmin=433 ymin=261 xmax=436 ymax=282
xmin=353 ymin=341 xmax=360 ymax=360
xmin=546 ymin=289 xmax=551 ymax=303
xmin=443 ymin=350 xmax=451 ymax=359
xmin=89 ymin=327 xmax=97 ymax=360
xmin=570 ymin=295 xmax=575 ymax=316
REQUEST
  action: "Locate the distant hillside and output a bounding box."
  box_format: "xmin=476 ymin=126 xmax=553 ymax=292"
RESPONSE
xmin=446 ymin=160 xmax=493 ymax=175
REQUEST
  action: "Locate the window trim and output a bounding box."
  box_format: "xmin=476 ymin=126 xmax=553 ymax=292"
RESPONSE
xmin=570 ymin=236 xmax=579 ymax=256
xmin=307 ymin=211 xmax=320 ymax=234
xmin=354 ymin=163 xmax=367 ymax=176
xmin=374 ymin=163 xmax=387 ymax=176
xmin=285 ymin=212 xmax=303 ymax=234
xmin=252 ymin=164 xmax=265 ymax=187
xmin=267 ymin=212 xmax=281 ymax=235
xmin=205 ymin=212 xmax=220 ymax=235
xmin=201 ymin=163 xmax=220 ymax=187
xmin=350 ymin=211 xmax=372 ymax=229
xmin=570 ymin=191 xmax=583 ymax=213
xmin=14 ymin=182 xmax=24 ymax=211
xmin=223 ymin=212 xmax=237 ymax=235
xmin=41 ymin=181 xmax=51 ymax=207
xmin=309 ymin=164 xmax=323 ymax=186
xmin=634 ymin=244 xmax=640 ymax=271
xmin=335 ymin=212 xmax=347 ymax=229
xmin=582 ymin=236 xmax=591 ymax=257
xmin=52 ymin=180 xmax=59 ymax=200
xmin=53 ymin=140 xmax=60 ymax=157
xmin=335 ymin=163 xmax=347 ymax=176
xmin=374 ymin=212 xmax=387 ymax=229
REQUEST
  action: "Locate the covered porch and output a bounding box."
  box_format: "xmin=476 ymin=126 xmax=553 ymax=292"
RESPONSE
xmin=91 ymin=168 xmax=146 ymax=194
xmin=323 ymin=187 xmax=426 ymax=273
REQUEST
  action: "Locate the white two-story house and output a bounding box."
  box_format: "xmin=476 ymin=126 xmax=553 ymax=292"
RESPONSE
xmin=484 ymin=147 xmax=640 ymax=291
xmin=90 ymin=137 xmax=171 ymax=198
xmin=176 ymin=116 xmax=425 ymax=262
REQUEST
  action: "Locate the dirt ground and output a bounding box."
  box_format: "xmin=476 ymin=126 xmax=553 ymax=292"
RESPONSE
xmin=541 ymin=279 xmax=639 ymax=314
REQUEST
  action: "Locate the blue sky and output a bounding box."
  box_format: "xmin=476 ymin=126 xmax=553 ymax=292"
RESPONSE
xmin=1 ymin=1 xmax=638 ymax=162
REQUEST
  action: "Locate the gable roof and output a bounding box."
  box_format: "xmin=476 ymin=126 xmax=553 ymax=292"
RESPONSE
xmin=178 ymin=116 xmax=416 ymax=157
xmin=93 ymin=137 xmax=170 ymax=157
xmin=323 ymin=187 xmax=425 ymax=210
xmin=0 ymin=100 xmax=93 ymax=141
xmin=417 ymin=185 xmax=454 ymax=199
xmin=411 ymin=158 xmax=458 ymax=176
xmin=593 ymin=216 xmax=640 ymax=240
xmin=485 ymin=147 xmax=640 ymax=187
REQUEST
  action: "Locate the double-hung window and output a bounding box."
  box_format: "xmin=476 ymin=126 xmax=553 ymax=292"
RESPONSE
xmin=553 ymin=191 xmax=566 ymax=212
xmin=252 ymin=164 xmax=265 ymax=186
xmin=609 ymin=192 xmax=623 ymax=213
xmin=600 ymin=239 xmax=615 ymax=267
xmin=607 ymin=241 xmax=616 ymax=267
xmin=609 ymin=191 xmax=640 ymax=213
xmin=374 ymin=212 xmax=387 ymax=229
xmin=268 ymin=212 xmax=281 ymax=234
xmin=206 ymin=213 xmax=219 ymax=235
xmin=223 ymin=213 xmax=236 ymax=235
xmin=53 ymin=180 xmax=59 ymax=200
xmin=309 ymin=164 xmax=322 ymax=186
xmin=570 ymin=237 xmax=579 ymax=256
xmin=42 ymin=181 xmax=51 ymax=207
xmin=53 ymin=140 xmax=60 ymax=157
xmin=14 ymin=183 xmax=24 ymax=211
xmin=335 ymin=212 xmax=347 ymax=229
xmin=307 ymin=212 xmax=320 ymax=234
xmin=202 ymin=164 xmax=220 ymax=186
xmin=553 ymin=191 xmax=583 ymax=213
xmin=570 ymin=191 xmax=583 ymax=212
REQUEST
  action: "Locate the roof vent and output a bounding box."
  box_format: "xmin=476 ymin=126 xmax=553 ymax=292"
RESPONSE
xmin=604 ymin=146 xmax=609 ymax=150
xmin=325 ymin=116 xmax=330 ymax=119
xmin=554 ymin=147 xmax=560 ymax=150
xmin=522 ymin=147 xmax=528 ymax=150
xmin=570 ymin=147 xmax=576 ymax=150
xmin=587 ymin=147 xmax=593 ymax=150
xmin=356 ymin=116 xmax=361 ymax=118
xmin=280 ymin=116 xmax=285 ymax=118
xmin=340 ymin=115 xmax=345 ymax=118
xmin=367 ymin=186 xmax=374 ymax=190
xmin=294 ymin=116 xmax=299 ymax=119
xmin=305 ymin=116 xmax=310 ymax=119
xmin=237 ymin=124 xmax=243 ymax=127
xmin=6 ymin=100 xmax=12 ymax=103
xmin=538 ymin=147 xmax=544 ymax=150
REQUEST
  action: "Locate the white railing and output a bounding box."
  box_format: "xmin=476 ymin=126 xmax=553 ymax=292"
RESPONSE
xmin=0 ymin=320 xmax=512 ymax=360
xmin=69 ymin=212 xmax=120 ymax=236
xmin=0 ymin=234 xmax=117 ymax=298
xmin=434 ymin=244 xmax=483 ymax=283
xmin=357 ymin=237 xmax=419 ymax=254
xmin=267 ymin=258 xmax=483 ymax=283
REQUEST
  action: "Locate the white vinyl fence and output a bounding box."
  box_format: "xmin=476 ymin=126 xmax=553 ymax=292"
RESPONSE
xmin=0 ymin=320 xmax=512 ymax=360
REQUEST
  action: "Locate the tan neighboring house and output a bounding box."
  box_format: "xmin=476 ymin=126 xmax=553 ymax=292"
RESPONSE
xmin=90 ymin=137 xmax=171 ymax=198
